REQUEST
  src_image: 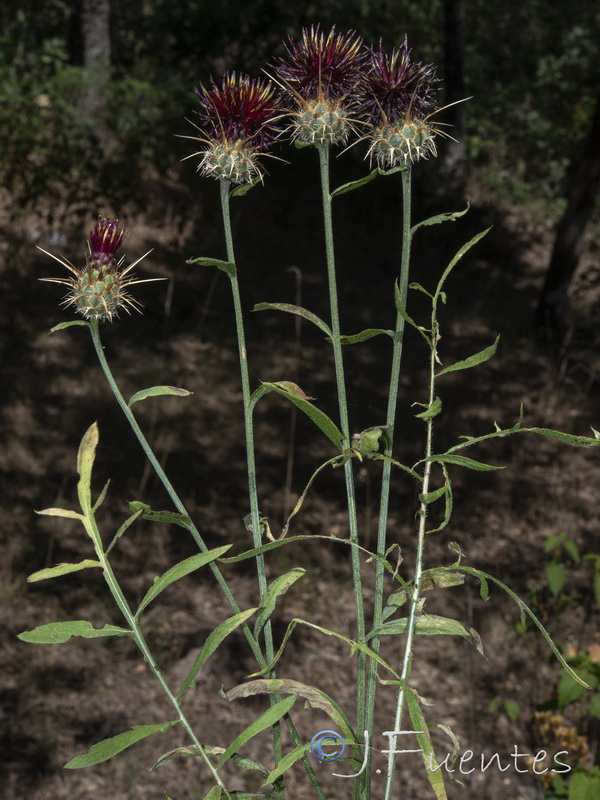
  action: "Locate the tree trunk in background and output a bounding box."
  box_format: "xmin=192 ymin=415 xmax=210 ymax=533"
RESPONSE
xmin=80 ymin=0 xmax=111 ymax=151
xmin=536 ymin=94 xmax=600 ymax=343
xmin=440 ymin=0 xmax=466 ymax=181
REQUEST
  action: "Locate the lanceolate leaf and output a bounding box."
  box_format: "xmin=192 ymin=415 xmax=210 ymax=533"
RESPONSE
xmin=339 ymin=328 xmax=394 ymax=345
xmin=225 ymin=679 xmax=358 ymax=750
xmin=128 ymin=385 xmax=193 ymax=408
xmin=253 ymin=303 xmax=332 ymax=337
xmin=127 ymin=501 xmax=196 ymax=533
xmin=64 ymin=721 xmax=179 ymax=768
xmin=77 ymin=422 xmax=99 ymax=513
xmin=394 ymin=281 xmax=431 ymax=345
xmin=525 ymin=428 xmax=600 ymax=448
xmin=263 ymin=743 xmax=312 ymax=787
xmin=231 ymin=175 xmax=262 ymax=197
xmin=187 ymin=256 xmax=236 ymax=276
xmin=18 ymin=620 xmax=132 ymax=644
xmin=330 ymin=168 xmax=379 ymax=198
xmin=452 ymin=566 xmax=592 ymax=688
xmin=177 ymin=608 xmax=257 ymax=699
xmin=367 ymin=614 xmax=483 ymax=655
xmin=135 ymin=546 xmax=232 ymax=618
xmin=434 ymin=228 xmax=491 ymax=304
xmin=254 ymin=568 xmax=305 ymax=637
xmin=404 ymin=686 xmax=448 ymax=800
xmin=35 ymin=507 xmax=84 ymax=522
xmin=436 ymin=336 xmax=500 ymax=376
xmin=416 ymin=396 xmax=442 ymax=420
xmin=251 ymin=382 xmax=344 ymax=450
xmin=216 ymin=695 xmax=297 ymax=770
xmin=27 ymin=560 xmax=103 ymax=582
xmin=50 ymin=320 xmax=90 ymax=333
xmin=428 ymin=453 xmax=504 ymax=471
xmin=410 ymin=206 xmax=469 ymax=237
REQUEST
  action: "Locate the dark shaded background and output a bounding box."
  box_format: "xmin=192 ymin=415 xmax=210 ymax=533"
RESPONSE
xmin=1 ymin=2 xmax=599 ymax=798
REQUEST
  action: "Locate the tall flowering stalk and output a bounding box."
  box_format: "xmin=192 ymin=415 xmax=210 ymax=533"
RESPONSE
xmin=188 ymin=71 xmax=325 ymax=799
xmin=274 ymin=27 xmax=370 ymax=794
xmin=356 ymin=39 xmax=443 ymax=799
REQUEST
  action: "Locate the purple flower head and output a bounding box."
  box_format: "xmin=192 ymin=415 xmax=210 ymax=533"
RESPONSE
xmin=273 ymin=25 xmax=368 ymax=102
xmin=39 ymin=217 xmax=158 ymax=322
xmin=89 ymin=217 xmax=126 ymax=267
xmin=357 ymin=37 xmax=440 ymax=126
xmin=194 ymin=72 xmax=284 ymax=150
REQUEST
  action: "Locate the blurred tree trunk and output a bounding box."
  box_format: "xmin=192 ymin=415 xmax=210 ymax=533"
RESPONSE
xmin=536 ymin=94 xmax=600 ymax=342
xmin=439 ymin=0 xmax=466 ymax=181
xmin=80 ymin=0 xmax=111 ymax=151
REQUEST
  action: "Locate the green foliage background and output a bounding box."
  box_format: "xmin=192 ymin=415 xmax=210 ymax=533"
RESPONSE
xmin=1 ymin=0 xmax=598 ymax=213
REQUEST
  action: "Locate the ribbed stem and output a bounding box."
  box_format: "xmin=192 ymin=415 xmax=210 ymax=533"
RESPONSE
xmin=219 ymin=179 xmax=283 ymax=788
xmin=383 ymin=317 xmax=437 ymax=800
xmin=317 ymin=145 xmax=367 ymax=787
xmin=364 ymin=167 xmax=413 ymax=786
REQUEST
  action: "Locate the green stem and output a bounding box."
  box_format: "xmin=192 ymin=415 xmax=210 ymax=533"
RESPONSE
xmin=364 ymin=167 xmax=413 ymax=784
xmin=317 ymin=145 xmax=366 ymax=771
xmin=82 ymin=508 xmax=230 ymax=796
xmin=383 ymin=307 xmax=437 ymax=800
xmin=219 ymin=180 xmax=283 ymax=786
xmin=89 ymin=317 xmax=325 ymax=800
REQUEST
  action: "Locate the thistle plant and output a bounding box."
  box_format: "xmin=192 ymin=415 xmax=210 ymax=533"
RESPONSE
xmin=21 ymin=24 xmax=599 ymax=800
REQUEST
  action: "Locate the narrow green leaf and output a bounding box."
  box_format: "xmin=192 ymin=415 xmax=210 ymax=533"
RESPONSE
xmin=411 ymin=206 xmax=469 ymax=237
xmin=339 ymin=328 xmax=394 ymax=345
xmin=421 ymin=570 xmax=465 ymax=592
xmin=262 ymin=743 xmax=311 ymax=787
xmin=50 ymin=320 xmax=89 ymax=333
xmin=404 ymin=687 xmax=448 ymax=800
xmin=217 ymin=695 xmax=297 ymax=770
xmin=525 ymin=428 xmax=600 ymax=448
xmin=92 ymin=479 xmax=110 ymax=514
xmin=409 ymin=282 xmax=433 ymax=298
xmin=416 ymin=396 xmax=442 ymax=420
xmin=231 ymin=175 xmax=262 ymax=196
xmin=177 ymin=608 xmax=257 ymax=698
xmin=434 ymin=228 xmax=491 ymax=304
xmin=429 ymin=453 xmax=504 ymax=471
xmin=437 ymin=336 xmax=500 ymax=377
xmin=27 ymin=560 xmax=103 ymax=582
xmin=330 ymin=168 xmax=379 ymax=198
xmin=77 ymin=422 xmax=99 ymax=512
xmin=254 ymin=568 xmax=305 ymax=637
xmin=419 ymin=486 xmax=446 ymax=504
xmin=106 ymin=508 xmax=144 ymax=555
xmin=186 ymin=256 xmax=236 ymax=276
xmin=64 ymin=721 xmax=178 ymax=768
xmin=367 ymin=614 xmax=483 ymax=655
xmin=225 ymin=678 xmax=358 ymax=756
xmin=18 ymin=620 xmax=132 ymax=644
xmin=251 ymin=382 xmax=345 ymax=450
xmin=35 ymin=507 xmax=84 ymax=521
xmin=455 ymin=566 xmax=591 ymax=688
xmin=136 ymin=546 xmax=232 ymax=617
xmin=253 ymin=303 xmax=332 ymax=337
xmin=394 ymin=281 xmax=431 ymax=344
xmin=247 ymin=618 xmax=400 ymax=680
xmin=127 ymin=501 xmax=196 ymax=532
xmin=128 ymin=385 xmax=193 ymax=408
